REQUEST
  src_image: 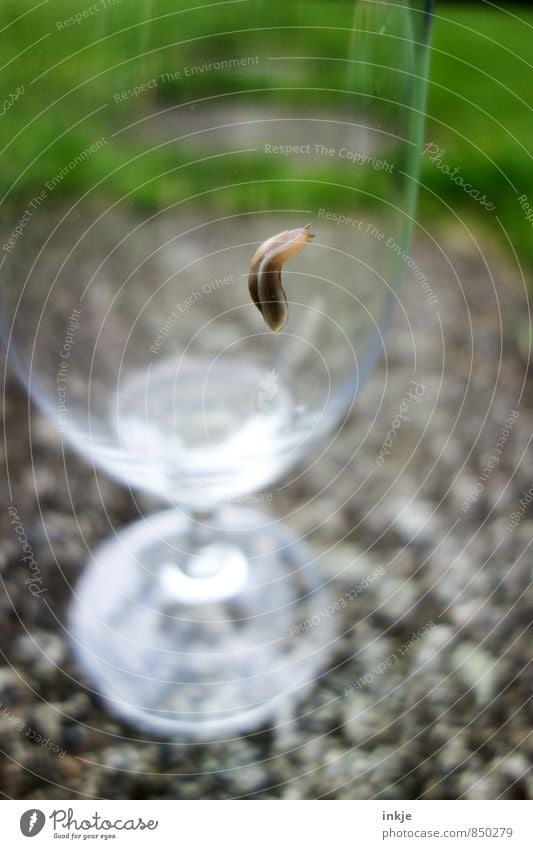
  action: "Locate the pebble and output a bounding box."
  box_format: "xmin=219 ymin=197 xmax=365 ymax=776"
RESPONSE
xmin=451 ymin=642 xmax=497 ymax=706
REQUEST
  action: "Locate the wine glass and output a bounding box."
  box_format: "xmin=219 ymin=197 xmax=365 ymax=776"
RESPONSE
xmin=0 ymin=0 xmax=433 ymax=737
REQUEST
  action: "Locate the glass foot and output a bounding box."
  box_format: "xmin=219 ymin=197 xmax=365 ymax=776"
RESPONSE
xmin=68 ymin=507 xmax=335 ymax=739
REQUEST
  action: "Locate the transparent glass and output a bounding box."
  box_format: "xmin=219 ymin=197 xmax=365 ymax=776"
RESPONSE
xmin=0 ymin=1 xmax=433 ymax=737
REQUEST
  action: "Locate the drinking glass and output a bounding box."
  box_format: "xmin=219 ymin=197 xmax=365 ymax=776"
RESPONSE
xmin=0 ymin=0 xmax=433 ymax=737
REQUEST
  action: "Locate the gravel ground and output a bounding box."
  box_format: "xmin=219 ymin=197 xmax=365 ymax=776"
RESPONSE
xmin=1 ymin=221 xmax=532 ymax=800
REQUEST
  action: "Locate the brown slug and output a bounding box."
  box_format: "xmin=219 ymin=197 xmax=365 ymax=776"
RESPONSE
xmin=248 ymin=224 xmax=315 ymax=332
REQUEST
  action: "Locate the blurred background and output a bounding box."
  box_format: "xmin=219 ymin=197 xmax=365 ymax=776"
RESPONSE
xmin=0 ymin=1 xmax=532 ymax=799
xmin=1 ymin=2 xmax=531 ymax=269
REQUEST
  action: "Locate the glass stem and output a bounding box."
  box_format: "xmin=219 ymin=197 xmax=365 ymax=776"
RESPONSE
xmin=154 ymin=506 xmax=249 ymax=603
xmin=183 ymin=509 xmax=217 ymax=560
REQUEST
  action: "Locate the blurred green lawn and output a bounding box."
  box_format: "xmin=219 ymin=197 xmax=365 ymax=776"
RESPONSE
xmin=424 ymin=4 xmax=533 ymax=265
xmin=1 ymin=3 xmax=532 ymax=267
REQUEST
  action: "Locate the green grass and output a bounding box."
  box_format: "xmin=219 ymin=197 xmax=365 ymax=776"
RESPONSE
xmin=422 ymin=5 xmax=533 ymax=263
xmin=1 ymin=2 xmax=532 ymax=267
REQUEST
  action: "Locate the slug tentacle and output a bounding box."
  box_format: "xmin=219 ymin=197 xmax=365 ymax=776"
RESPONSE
xmin=248 ymin=223 xmax=315 ymax=332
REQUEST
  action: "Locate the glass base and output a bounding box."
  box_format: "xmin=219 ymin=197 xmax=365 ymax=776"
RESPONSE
xmin=68 ymin=507 xmax=335 ymax=739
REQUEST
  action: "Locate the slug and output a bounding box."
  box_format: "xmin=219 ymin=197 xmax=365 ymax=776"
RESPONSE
xmin=248 ymin=224 xmax=315 ymax=332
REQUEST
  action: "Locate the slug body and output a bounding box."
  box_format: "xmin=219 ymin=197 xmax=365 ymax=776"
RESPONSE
xmin=248 ymin=224 xmax=315 ymax=332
